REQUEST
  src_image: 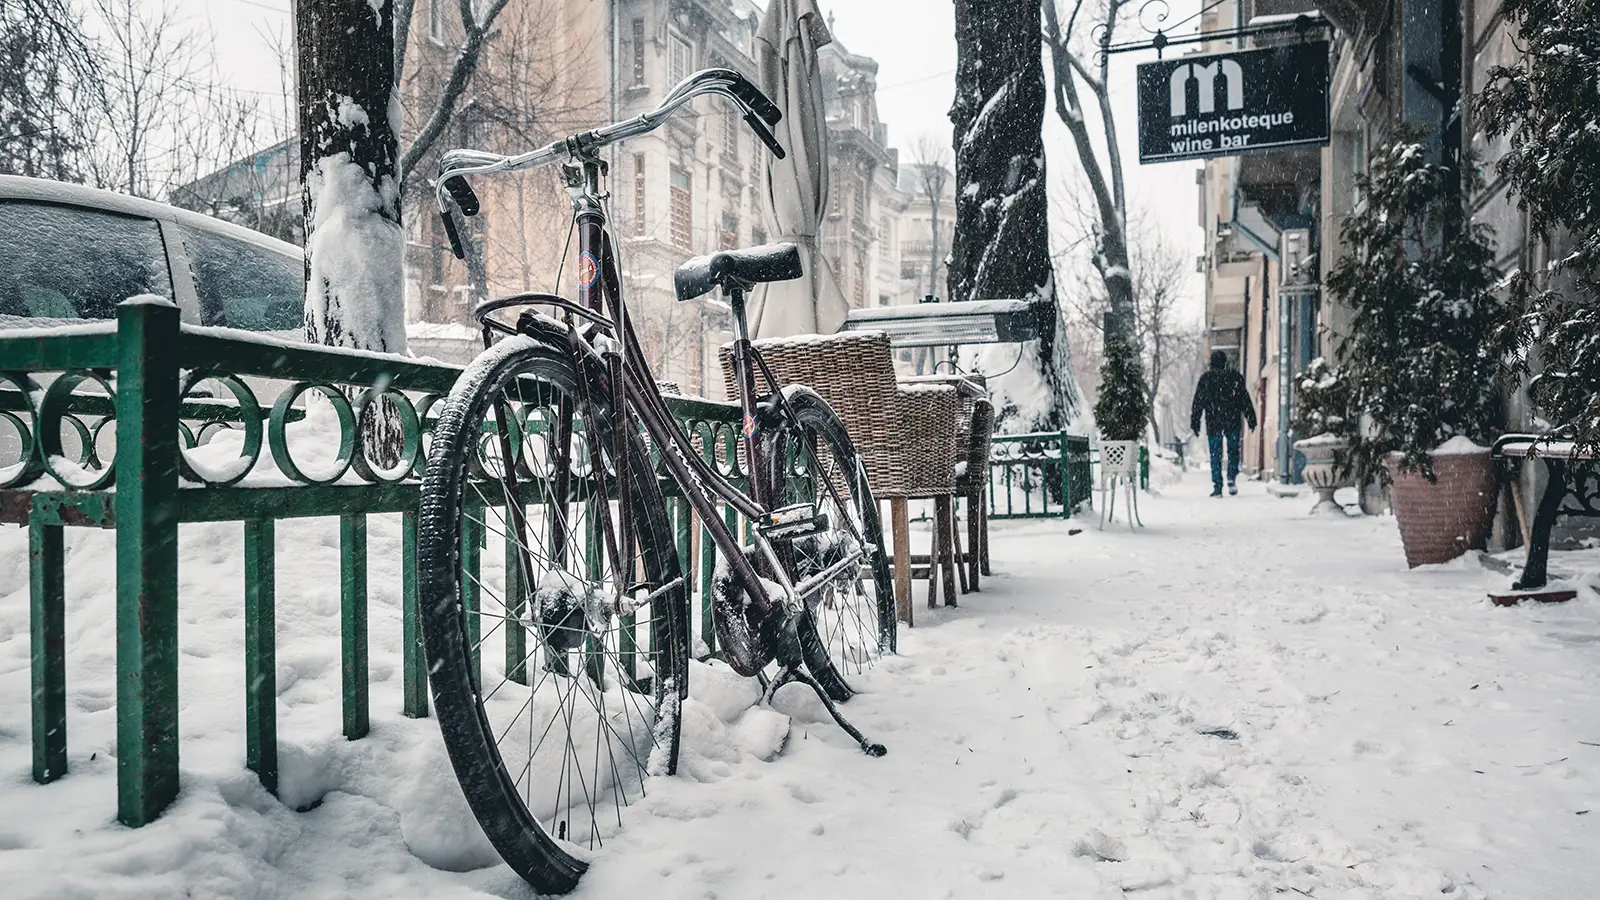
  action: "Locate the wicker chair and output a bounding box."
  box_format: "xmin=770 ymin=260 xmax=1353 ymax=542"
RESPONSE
xmin=719 ymin=332 xmax=961 ymax=623
xmin=901 ymin=375 xmax=993 ymax=604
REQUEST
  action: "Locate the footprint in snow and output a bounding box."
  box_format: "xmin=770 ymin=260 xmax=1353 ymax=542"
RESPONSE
xmin=1074 ymin=829 xmax=1127 ymax=862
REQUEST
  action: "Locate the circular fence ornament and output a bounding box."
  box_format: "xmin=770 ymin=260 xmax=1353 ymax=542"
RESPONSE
xmin=0 ymin=371 xmax=45 ymax=489
xmin=350 ymin=386 xmax=422 ymax=483
xmin=177 ymin=372 xmax=264 ymax=486
xmin=37 ymin=370 xmax=116 ymax=490
xmin=269 ymin=382 xmax=357 ymax=485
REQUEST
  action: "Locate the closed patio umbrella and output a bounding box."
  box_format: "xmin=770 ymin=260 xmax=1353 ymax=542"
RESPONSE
xmin=749 ymin=0 xmax=850 ymax=338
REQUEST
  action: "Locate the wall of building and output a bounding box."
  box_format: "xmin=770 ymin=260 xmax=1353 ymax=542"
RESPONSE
xmin=182 ymin=1 xmax=919 ymax=395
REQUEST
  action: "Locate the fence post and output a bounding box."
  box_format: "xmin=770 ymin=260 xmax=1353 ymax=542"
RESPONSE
xmin=462 ymin=502 xmax=482 ymax=684
xmin=114 ymin=297 xmax=181 ymax=828
xmin=30 ymin=516 xmax=66 ymax=784
xmin=1058 ymin=432 xmax=1072 ymax=519
xmin=502 ymin=517 xmax=528 ymax=687
xmin=243 ymin=518 xmax=277 ymax=795
xmin=402 ymin=510 xmax=429 ymax=716
xmin=341 ymin=513 xmax=368 ymax=740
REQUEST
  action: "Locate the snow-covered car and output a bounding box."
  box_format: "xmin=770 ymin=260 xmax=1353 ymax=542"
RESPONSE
xmin=0 ymin=175 xmax=303 ymax=333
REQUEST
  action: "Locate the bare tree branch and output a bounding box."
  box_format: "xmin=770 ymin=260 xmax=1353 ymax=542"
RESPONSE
xmin=909 ymin=133 xmax=952 ymax=300
xmin=1064 ymin=48 xmax=1125 ymax=220
xmin=397 ymin=0 xmax=515 ymax=181
xmin=393 ymin=0 xmax=417 ymax=79
xmin=1042 ymin=0 xmax=1125 ymax=284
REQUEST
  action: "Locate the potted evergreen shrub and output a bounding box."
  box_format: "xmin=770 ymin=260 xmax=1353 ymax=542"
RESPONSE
xmin=1476 ymin=0 xmax=1600 ymax=452
xmin=1289 ymin=358 xmax=1353 ymax=515
xmin=1325 ymin=133 xmax=1507 ymax=566
xmin=1093 ymin=328 xmax=1150 ymax=508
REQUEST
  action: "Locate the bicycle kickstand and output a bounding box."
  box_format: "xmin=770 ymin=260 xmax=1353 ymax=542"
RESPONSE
xmin=762 ymin=665 xmax=888 ymax=758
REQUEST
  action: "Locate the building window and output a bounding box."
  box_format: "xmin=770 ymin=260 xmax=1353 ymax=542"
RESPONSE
xmin=669 ymin=165 xmax=692 ymax=249
xmin=752 ymin=227 xmax=767 ymax=247
xmin=669 ymin=33 xmax=692 ymax=86
xmin=878 ymin=216 xmax=891 ymax=260
xmin=852 ymin=253 xmax=866 ymax=306
xmin=722 ymin=106 xmax=739 ymax=158
xmin=429 ymin=0 xmax=444 ymax=43
xmin=720 ymin=211 xmax=739 ymax=250
xmin=631 ymin=18 xmax=646 ymax=86
xmin=633 ymin=153 xmax=647 ymax=236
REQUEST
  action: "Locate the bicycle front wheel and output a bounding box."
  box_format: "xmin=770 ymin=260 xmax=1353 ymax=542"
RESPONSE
xmin=777 ymin=385 xmax=897 ymax=701
xmin=418 ymin=334 xmax=688 ymax=894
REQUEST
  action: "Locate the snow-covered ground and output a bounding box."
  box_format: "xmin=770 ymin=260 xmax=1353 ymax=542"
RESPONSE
xmin=2 ymin=474 xmax=1598 ymax=898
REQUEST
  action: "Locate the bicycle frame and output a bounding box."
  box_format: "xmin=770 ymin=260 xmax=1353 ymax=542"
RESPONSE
xmin=482 ymin=154 xmax=860 ymax=676
xmin=437 ymin=68 xmax=871 ymax=678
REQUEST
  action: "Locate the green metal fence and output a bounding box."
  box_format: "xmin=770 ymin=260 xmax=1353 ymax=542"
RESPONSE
xmin=0 ymin=300 xmax=752 ymax=828
xmin=985 ymin=431 xmax=1093 ymax=519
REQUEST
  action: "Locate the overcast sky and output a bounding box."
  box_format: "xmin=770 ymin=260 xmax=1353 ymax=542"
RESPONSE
xmin=180 ymin=0 xmax=1204 ymax=318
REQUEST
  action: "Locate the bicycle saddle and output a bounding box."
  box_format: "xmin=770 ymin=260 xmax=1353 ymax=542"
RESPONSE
xmin=674 ymin=242 xmax=802 ymax=302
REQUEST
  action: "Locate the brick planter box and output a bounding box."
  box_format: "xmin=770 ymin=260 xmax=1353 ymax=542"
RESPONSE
xmin=1385 ymin=450 xmax=1496 ymax=568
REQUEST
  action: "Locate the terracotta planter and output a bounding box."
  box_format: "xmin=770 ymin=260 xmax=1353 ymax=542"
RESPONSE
xmin=1384 ymin=450 xmax=1496 ymax=568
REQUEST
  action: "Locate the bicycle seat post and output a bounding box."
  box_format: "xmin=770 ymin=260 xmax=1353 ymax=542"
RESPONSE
xmin=726 ymin=282 xmax=750 ymax=344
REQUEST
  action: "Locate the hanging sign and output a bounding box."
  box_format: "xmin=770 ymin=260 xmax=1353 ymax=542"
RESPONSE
xmin=1136 ymin=41 xmax=1329 ymax=164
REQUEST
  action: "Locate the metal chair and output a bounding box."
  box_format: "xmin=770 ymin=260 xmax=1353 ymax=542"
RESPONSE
xmin=1097 ymin=439 xmax=1144 ymax=530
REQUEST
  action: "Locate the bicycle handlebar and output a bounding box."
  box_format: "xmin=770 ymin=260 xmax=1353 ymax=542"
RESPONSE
xmin=435 ymin=68 xmax=785 ymax=257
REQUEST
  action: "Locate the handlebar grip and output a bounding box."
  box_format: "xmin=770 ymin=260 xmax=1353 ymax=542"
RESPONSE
xmin=744 ymin=111 xmax=787 ymax=160
xmin=441 ymin=209 xmax=467 ymax=260
xmin=443 ymin=176 xmax=480 ymax=216
xmin=726 ymin=75 xmax=782 ymax=125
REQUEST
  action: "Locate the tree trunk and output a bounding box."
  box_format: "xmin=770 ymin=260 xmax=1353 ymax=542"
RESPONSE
xmin=297 ymin=0 xmax=405 ymax=354
xmin=949 ymin=0 xmax=1079 ymax=431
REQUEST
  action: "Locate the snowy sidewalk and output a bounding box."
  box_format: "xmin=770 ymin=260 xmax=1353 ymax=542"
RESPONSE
xmin=3 ymin=475 xmax=1599 ymax=898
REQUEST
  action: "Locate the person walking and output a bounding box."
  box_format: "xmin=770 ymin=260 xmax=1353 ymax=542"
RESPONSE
xmin=1190 ymin=350 xmax=1257 ymax=497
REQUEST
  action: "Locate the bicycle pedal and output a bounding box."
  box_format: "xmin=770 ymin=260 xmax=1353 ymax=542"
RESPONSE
xmin=757 ymin=503 xmax=829 ymax=540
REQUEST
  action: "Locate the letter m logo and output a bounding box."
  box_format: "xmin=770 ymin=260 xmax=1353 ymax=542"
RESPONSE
xmin=1169 ymin=58 xmax=1245 ymax=117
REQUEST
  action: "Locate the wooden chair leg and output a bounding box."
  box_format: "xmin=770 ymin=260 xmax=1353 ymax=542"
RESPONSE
xmin=890 ymin=498 xmax=912 ymax=626
xmin=952 ymin=498 xmax=969 ymax=594
xmin=978 ymin=488 xmax=991 ymax=577
xmin=926 ymin=500 xmax=941 ymax=609
xmin=966 ymin=490 xmax=981 ymax=591
xmin=936 ymin=496 xmax=958 ymax=608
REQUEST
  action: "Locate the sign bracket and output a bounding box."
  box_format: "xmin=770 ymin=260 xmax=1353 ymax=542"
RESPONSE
xmin=1096 ymin=1 xmax=1332 ymax=64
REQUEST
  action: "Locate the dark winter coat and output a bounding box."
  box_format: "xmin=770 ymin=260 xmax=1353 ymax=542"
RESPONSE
xmin=1190 ymin=360 xmax=1257 ymax=435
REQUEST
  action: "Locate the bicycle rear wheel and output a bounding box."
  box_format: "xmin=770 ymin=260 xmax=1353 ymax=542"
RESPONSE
xmin=776 ymin=385 xmax=896 ymax=702
xmin=418 ymin=334 xmax=688 ymax=894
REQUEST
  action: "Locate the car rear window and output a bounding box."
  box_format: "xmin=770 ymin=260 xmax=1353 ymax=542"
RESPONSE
xmin=0 ymin=200 xmax=174 ymax=321
xmin=176 ymin=224 xmax=304 ymax=332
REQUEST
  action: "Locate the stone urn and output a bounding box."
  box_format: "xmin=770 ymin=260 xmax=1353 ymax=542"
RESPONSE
xmin=1293 ymin=433 xmax=1349 ymax=516
xmin=1384 ymin=441 xmax=1496 ymax=568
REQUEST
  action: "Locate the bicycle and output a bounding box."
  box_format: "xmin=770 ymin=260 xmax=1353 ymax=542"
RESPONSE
xmin=417 ymin=68 xmax=896 ymax=893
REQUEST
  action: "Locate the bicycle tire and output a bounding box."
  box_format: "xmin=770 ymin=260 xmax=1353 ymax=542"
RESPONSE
xmin=418 ymin=333 xmax=688 ymax=894
xmin=775 ymin=385 xmax=897 ymax=701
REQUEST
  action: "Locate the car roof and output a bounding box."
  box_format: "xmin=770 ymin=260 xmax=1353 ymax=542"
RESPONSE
xmin=0 ymin=174 xmax=303 ymax=263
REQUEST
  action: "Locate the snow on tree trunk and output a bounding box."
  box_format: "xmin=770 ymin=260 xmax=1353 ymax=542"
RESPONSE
xmin=297 ymin=0 xmax=405 ymax=354
xmin=948 ymin=0 xmax=1081 ymax=433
